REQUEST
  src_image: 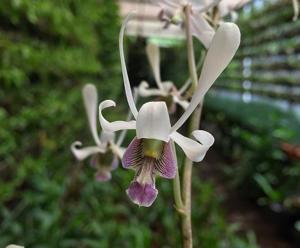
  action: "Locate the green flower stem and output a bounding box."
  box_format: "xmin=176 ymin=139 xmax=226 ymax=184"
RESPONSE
xmin=180 ymin=5 xmax=202 ymax=248
xmin=173 ymin=165 xmax=185 ymax=214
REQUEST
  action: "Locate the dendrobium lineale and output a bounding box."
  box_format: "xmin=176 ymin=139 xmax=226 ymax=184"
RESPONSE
xmin=71 ymin=84 xmax=126 ymax=182
xmin=98 ymin=14 xmax=240 ymax=207
xmin=137 ymin=43 xmax=189 ymax=112
xmin=152 ymin=0 xmax=220 ymax=48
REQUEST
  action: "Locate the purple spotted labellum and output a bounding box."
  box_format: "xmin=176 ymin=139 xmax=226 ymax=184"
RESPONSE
xmin=123 ymin=138 xmax=176 ymax=207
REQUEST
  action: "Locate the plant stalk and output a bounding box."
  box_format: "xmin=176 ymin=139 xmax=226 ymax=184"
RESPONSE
xmin=180 ymin=5 xmax=201 ymax=248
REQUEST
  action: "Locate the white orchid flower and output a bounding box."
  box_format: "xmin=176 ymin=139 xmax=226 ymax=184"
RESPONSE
xmin=6 ymin=245 xmax=24 ymax=248
xmin=71 ymin=84 xmax=127 ymax=182
xmin=98 ymin=15 xmax=240 ymax=207
xmin=153 ymin=0 xmax=220 ymax=48
xmin=137 ymin=43 xmax=189 ymax=112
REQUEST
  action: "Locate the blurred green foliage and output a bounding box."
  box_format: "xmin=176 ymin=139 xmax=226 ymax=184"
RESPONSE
xmin=204 ymin=95 xmax=300 ymax=209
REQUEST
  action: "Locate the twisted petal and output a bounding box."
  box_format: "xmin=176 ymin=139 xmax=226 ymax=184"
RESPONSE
xmin=120 ymin=14 xmax=139 ymax=118
xmin=99 ymin=100 xmax=136 ymax=132
xmin=171 ymin=22 xmax=241 ymax=133
xmin=82 ymin=84 xmax=102 ymax=146
xmin=146 ymin=43 xmax=164 ymax=90
xmin=190 ymin=13 xmax=215 ymax=49
xmin=127 ymin=181 xmax=158 ymax=207
xmin=71 ymin=142 xmax=105 ymax=161
xmin=137 ymin=81 xmax=166 ymax=97
xmin=136 ymin=102 xmax=171 ymax=142
xmin=170 ymin=130 xmax=214 ymax=162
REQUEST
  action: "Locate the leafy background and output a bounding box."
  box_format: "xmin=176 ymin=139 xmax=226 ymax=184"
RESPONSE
xmin=1 ymin=0 xmax=300 ymax=247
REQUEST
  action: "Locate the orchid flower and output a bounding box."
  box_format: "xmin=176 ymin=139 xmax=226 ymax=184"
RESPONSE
xmin=98 ymin=15 xmax=240 ymax=207
xmin=153 ymin=0 xmax=220 ymax=48
xmin=137 ymin=43 xmax=189 ymax=112
xmin=6 ymin=245 xmax=24 ymax=248
xmin=71 ymin=84 xmax=126 ymax=182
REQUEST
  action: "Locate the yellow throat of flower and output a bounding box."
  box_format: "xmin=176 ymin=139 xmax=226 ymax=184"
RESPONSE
xmin=142 ymin=139 xmax=165 ymax=159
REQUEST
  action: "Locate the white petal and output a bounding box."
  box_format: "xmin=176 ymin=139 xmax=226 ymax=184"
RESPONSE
xmin=120 ymin=14 xmax=139 ymax=119
xmin=136 ymin=102 xmax=171 ymax=142
xmin=99 ymin=100 xmax=136 ymax=132
xmin=82 ymin=84 xmax=102 ymax=146
xmin=100 ymin=130 xmax=115 ymax=144
xmin=190 ymin=13 xmax=215 ymax=49
xmin=146 ymin=43 xmax=164 ymax=90
xmin=6 ymin=246 xmax=24 ymax=248
xmin=71 ymin=142 xmax=105 ymax=161
xmin=173 ymin=95 xmax=189 ymax=109
xmin=137 ymin=81 xmax=166 ymax=97
xmin=170 ymin=130 xmax=214 ymax=162
xmin=171 ymin=22 xmax=240 ymax=133
xmin=116 ymin=88 xmax=139 ymax=147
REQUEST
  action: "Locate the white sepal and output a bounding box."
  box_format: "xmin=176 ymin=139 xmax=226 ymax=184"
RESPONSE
xmin=170 ymin=130 xmax=214 ymax=162
xmin=146 ymin=43 xmax=164 ymax=90
xmin=99 ymin=100 xmax=136 ymax=132
xmin=82 ymin=84 xmax=102 ymax=146
xmin=171 ymin=22 xmax=241 ymax=133
xmin=71 ymin=142 xmax=105 ymax=161
xmin=190 ymin=13 xmax=215 ymax=49
xmin=136 ymin=102 xmax=171 ymax=142
xmin=120 ymin=14 xmax=139 ymax=119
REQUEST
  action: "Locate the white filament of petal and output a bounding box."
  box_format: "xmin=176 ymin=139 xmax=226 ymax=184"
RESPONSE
xmin=171 ymin=22 xmax=241 ymax=133
xmin=120 ymin=14 xmax=138 ymax=119
xmin=99 ymin=100 xmax=136 ymax=132
xmin=82 ymin=84 xmax=102 ymax=146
